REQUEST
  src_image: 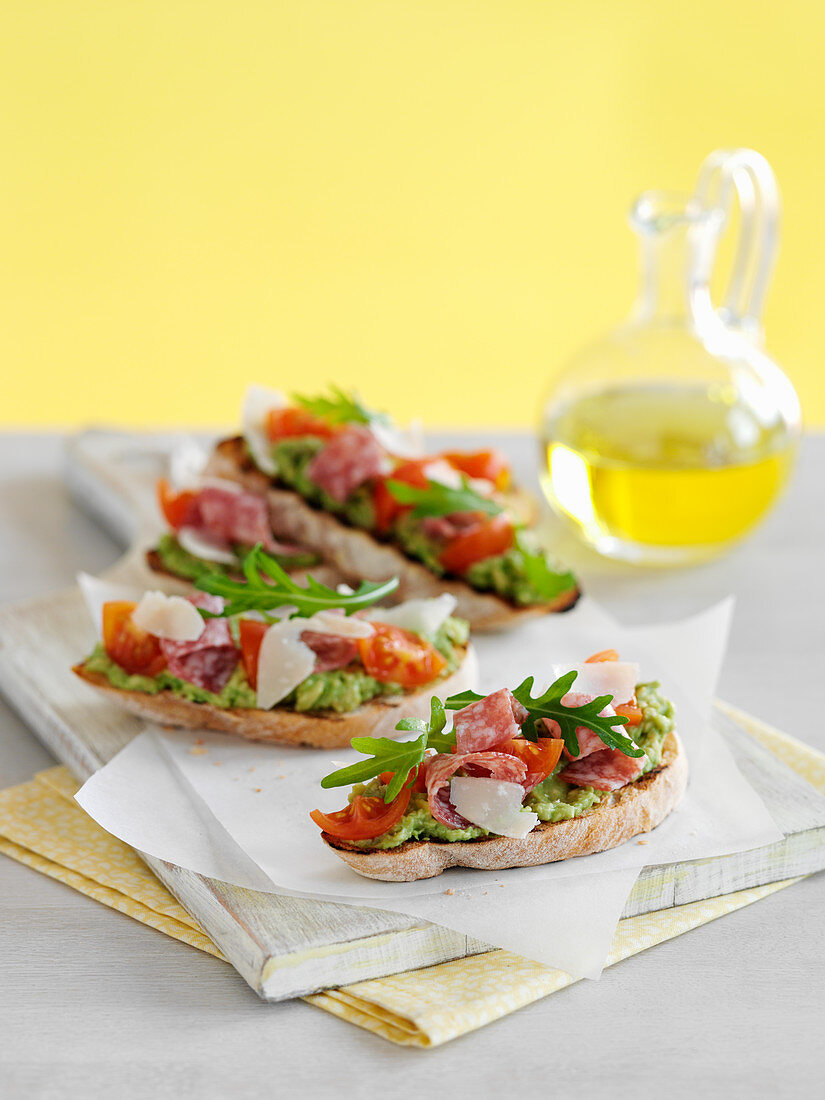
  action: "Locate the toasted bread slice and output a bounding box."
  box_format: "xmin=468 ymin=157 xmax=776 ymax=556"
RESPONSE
xmin=204 ymin=437 xmax=580 ymax=631
xmin=71 ymin=645 xmax=477 ymax=749
xmin=322 ymin=731 xmax=687 ymax=880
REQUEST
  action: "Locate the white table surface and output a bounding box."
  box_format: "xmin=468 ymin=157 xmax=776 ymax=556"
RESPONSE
xmin=0 ymin=430 xmax=822 ymax=1098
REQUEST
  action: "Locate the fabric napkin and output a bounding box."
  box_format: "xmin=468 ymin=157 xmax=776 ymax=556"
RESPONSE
xmin=0 ymin=703 xmax=819 ymax=1047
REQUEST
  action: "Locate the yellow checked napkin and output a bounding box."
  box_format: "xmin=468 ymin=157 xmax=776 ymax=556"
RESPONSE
xmin=0 ymin=703 xmax=821 ymax=1048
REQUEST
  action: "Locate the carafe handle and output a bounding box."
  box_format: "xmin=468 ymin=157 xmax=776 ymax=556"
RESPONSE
xmin=693 ymin=148 xmax=780 ymax=342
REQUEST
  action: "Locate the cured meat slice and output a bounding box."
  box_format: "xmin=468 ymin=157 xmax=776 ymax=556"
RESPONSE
xmin=420 ymin=512 xmax=482 ymax=542
xmin=159 ymin=594 xmax=238 ymax=693
xmin=560 ymin=747 xmax=645 ymax=791
xmin=306 ymin=425 xmax=387 ymax=503
xmin=193 ymin=487 xmax=300 ymax=555
xmin=300 ymin=631 xmax=359 ymax=673
xmin=425 ymin=750 xmax=528 ymax=829
xmin=453 ymin=688 xmax=527 ymax=754
xmin=541 ymin=717 xmax=608 ymax=761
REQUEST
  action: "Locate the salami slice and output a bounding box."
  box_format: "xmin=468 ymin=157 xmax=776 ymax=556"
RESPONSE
xmin=420 ymin=512 xmax=481 ymax=542
xmin=560 ymin=747 xmax=645 ymax=791
xmin=306 ymin=425 xmax=387 ymax=503
xmin=159 ymin=594 xmax=238 ymax=693
xmin=542 ymin=718 xmax=607 ymax=761
xmin=425 ymin=750 xmax=528 ymax=828
xmin=299 ymin=631 xmax=359 ymax=673
xmin=453 ymin=688 xmax=527 ymax=754
xmin=193 ymin=487 xmax=301 ymax=556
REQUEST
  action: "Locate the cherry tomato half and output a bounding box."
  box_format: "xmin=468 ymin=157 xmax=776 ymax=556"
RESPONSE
xmin=310 ymin=789 xmax=412 ymax=840
xmin=585 ymin=649 xmax=619 ymax=663
xmin=371 ymin=459 xmax=431 ymax=534
xmin=379 ymin=763 xmax=428 ymax=793
xmin=357 ymin=623 xmax=447 ymax=688
xmin=157 ymin=477 xmax=199 ymax=531
xmin=497 ymin=737 xmax=563 ymax=789
xmin=438 ymin=513 xmax=515 ymax=574
xmin=238 ymin=619 xmax=268 ymax=690
xmin=102 ymin=601 xmax=167 ymax=677
xmin=614 ymin=700 xmax=644 ymax=726
xmin=266 ymin=407 xmax=338 ymax=442
xmin=441 ymin=449 xmax=511 ymax=490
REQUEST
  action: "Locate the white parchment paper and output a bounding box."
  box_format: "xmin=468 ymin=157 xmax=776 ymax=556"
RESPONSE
xmin=76 ymin=596 xmax=782 ymax=978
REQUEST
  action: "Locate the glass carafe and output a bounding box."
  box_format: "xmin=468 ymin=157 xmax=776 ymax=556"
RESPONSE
xmin=540 ymin=148 xmax=801 ymax=565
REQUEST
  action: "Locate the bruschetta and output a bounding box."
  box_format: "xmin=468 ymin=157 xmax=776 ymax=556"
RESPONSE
xmin=201 ymin=385 xmax=580 ymax=630
xmin=312 ymin=650 xmax=686 ymax=879
xmin=73 ymin=550 xmax=478 ymax=749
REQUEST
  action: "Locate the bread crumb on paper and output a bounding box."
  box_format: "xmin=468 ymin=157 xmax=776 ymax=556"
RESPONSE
xmin=444 ymin=889 xmax=455 ymax=896
xmin=189 ymin=747 xmax=208 ymax=756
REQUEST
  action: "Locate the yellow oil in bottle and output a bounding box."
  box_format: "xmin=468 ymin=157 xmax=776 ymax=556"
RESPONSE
xmin=541 ymin=385 xmax=795 ymax=563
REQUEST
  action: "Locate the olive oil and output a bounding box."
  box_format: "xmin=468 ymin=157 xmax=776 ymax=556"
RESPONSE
xmin=540 ymin=386 xmax=796 ymax=564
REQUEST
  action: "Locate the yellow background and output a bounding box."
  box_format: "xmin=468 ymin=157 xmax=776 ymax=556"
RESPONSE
xmin=2 ymin=1 xmax=823 ymax=429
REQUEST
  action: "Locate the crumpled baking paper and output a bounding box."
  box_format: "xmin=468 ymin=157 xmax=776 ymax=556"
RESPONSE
xmin=76 ymin=596 xmax=782 ymax=978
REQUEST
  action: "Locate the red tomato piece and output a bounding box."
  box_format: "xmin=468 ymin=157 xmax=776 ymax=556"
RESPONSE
xmin=438 ymin=513 xmax=515 ymax=574
xmin=585 ymin=649 xmax=620 ymax=663
xmin=614 ymin=700 xmax=644 ymax=726
xmin=102 ymin=601 xmax=167 ymax=677
xmin=379 ymin=763 xmax=428 ymax=793
xmin=266 ymin=407 xmax=338 ymax=441
xmin=238 ymin=619 xmax=268 ymax=690
xmin=372 ymin=459 xmax=431 ymax=534
xmin=156 ymin=477 xmax=199 ymax=531
xmin=357 ymin=623 xmax=447 ymax=687
xmin=497 ymin=737 xmax=564 ymax=789
xmin=442 ymin=449 xmax=511 ymax=490
xmin=310 ymin=789 xmax=412 ymax=840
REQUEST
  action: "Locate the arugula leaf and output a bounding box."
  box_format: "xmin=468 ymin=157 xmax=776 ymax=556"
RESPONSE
xmin=386 ymin=477 xmax=503 ymax=520
xmin=291 ymin=385 xmax=389 ymax=427
xmin=511 ymin=673 xmax=644 ymax=757
xmin=514 ymin=532 xmax=578 ymax=600
xmin=320 ymin=698 xmax=456 ymax=803
xmin=442 ymin=689 xmax=485 ymax=710
xmin=195 ymin=543 xmax=399 ymax=619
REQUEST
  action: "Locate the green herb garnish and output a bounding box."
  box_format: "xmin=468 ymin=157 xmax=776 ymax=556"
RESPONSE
xmin=386 ymin=476 xmax=503 ymax=520
xmin=320 ymin=697 xmax=456 ymax=803
xmin=292 ymin=386 xmax=389 ymax=428
xmin=446 ymin=672 xmax=643 ymax=758
xmin=514 ymin=532 xmax=577 ymax=600
xmin=194 ymin=544 xmax=398 ymax=620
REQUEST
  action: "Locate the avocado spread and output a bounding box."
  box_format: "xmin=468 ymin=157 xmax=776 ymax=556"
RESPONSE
xmin=81 ymin=615 xmax=469 ymax=715
xmin=254 ymin=437 xmax=575 ymax=606
xmin=154 ymin=532 xmax=238 ymax=581
xmin=153 ymin=532 xmax=318 ymax=583
xmin=84 ymin=644 xmax=258 ymax=707
xmin=346 ymin=681 xmax=675 ymax=849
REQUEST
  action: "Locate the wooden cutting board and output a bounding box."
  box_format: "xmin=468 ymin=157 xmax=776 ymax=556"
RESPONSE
xmin=1 ymin=429 xmax=824 ymax=1001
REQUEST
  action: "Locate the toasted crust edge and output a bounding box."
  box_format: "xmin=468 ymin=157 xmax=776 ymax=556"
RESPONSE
xmin=321 ymin=731 xmax=687 ymax=880
xmin=205 ymin=436 xmax=580 ymax=631
xmin=71 ymin=647 xmax=476 ymax=750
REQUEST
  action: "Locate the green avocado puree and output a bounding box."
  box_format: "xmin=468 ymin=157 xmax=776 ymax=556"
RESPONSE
xmin=81 ymin=615 xmax=469 ymax=715
xmin=346 ymin=681 xmax=675 ymax=849
xmin=153 ymin=532 xmax=318 ymax=583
